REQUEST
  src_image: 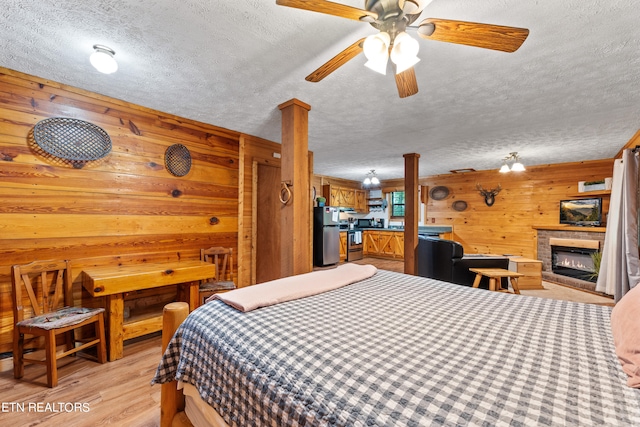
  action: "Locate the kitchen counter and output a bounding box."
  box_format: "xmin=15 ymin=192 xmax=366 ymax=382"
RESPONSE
xmin=347 ymin=227 xmax=453 ymax=260
xmin=351 ymin=226 xmax=452 ymax=235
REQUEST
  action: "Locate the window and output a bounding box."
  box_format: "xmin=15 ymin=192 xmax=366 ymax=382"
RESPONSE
xmin=391 ymin=191 xmax=405 ymax=218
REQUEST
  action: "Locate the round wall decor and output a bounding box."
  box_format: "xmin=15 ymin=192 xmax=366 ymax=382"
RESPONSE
xmin=429 ymin=186 xmax=450 ymax=200
xmin=165 ymin=144 xmax=192 ymax=177
xmin=33 ymin=117 xmax=112 ymax=162
xmin=452 ymin=200 xmax=468 ymax=212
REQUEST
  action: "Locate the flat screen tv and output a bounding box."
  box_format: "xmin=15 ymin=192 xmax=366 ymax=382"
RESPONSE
xmin=559 ymin=198 xmax=602 ymax=226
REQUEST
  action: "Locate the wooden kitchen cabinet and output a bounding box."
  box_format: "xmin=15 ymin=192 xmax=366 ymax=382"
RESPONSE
xmin=395 ymin=233 xmax=404 ymax=258
xmin=323 ymin=184 xmax=367 ymax=212
xmin=355 ymin=190 xmax=367 ymax=212
xmin=339 ymin=231 xmax=347 ymax=261
xmin=363 ymin=231 xmax=380 ymax=255
xmin=378 ymin=231 xmax=396 ymax=257
xmin=323 ymin=184 xmax=352 ymax=207
xmin=323 ymin=185 xmax=341 ymax=207
xmin=340 ymin=188 xmax=355 ymax=207
xmin=363 ymin=230 xmax=404 ymax=259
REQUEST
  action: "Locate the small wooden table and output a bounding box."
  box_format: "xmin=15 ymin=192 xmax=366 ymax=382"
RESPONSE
xmin=469 ymin=268 xmax=524 ymax=294
xmin=83 ymin=260 xmax=216 ymax=361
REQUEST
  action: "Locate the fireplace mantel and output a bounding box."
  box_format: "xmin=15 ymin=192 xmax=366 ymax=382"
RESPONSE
xmin=533 ymin=225 xmax=606 ymax=233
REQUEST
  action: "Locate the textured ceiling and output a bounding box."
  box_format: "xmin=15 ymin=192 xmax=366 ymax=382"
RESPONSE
xmin=1 ymin=0 xmax=639 ymax=181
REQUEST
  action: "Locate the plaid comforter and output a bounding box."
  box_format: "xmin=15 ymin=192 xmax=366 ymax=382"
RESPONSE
xmin=153 ymin=270 xmax=640 ymax=426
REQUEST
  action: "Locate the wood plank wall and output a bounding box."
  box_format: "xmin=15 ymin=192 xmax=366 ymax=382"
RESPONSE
xmin=0 ymin=68 xmax=244 ymax=354
xmin=384 ymin=159 xmax=614 ymax=258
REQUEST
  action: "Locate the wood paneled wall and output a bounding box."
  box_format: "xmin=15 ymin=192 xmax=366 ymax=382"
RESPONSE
xmin=386 ymin=159 xmax=614 ymax=258
xmin=0 ymin=68 xmax=243 ymax=354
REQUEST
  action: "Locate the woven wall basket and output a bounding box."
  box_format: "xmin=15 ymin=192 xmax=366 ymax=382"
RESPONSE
xmin=33 ymin=117 xmax=112 ymax=163
xmin=165 ymin=144 xmax=192 ymax=177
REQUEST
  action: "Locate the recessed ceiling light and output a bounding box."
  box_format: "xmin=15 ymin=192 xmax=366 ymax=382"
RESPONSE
xmin=90 ymin=44 xmax=118 ymax=74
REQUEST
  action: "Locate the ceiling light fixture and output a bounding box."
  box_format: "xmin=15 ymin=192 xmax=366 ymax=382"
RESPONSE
xmin=363 ymin=169 xmax=380 ymax=186
xmin=363 ymin=32 xmax=390 ymax=75
xmin=90 ymin=44 xmax=118 ymax=74
xmin=390 ymin=32 xmax=420 ymax=73
xmin=363 ymin=31 xmax=419 ymax=76
xmin=499 ymin=152 xmax=526 ymax=173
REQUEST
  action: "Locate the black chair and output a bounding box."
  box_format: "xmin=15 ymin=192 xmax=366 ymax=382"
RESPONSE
xmin=416 ymin=236 xmax=509 ymax=289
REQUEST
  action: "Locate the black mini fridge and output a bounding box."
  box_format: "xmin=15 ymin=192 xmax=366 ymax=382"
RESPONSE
xmin=313 ymin=206 xmax=340 ymax=266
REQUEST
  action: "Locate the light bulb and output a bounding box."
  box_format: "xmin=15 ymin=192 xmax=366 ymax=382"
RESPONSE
xmin=371 ymin=176 xmax=380 ymax=185
xmin=499 ymin=164 xmax=511 ymax=173
xmin=363 ymin=177 xmax=372 ymax=185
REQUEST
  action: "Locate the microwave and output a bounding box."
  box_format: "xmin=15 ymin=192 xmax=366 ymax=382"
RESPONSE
xmin=357 ymin=219 xmax=372 ymax=228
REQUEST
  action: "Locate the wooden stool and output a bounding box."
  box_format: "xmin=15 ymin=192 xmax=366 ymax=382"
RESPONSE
xmin=469 ymin=268 xmax=524 ymax=294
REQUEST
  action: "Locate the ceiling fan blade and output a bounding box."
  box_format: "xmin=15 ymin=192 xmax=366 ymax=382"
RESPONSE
xmin=306 ymin=38 xmax=365 ymax=82
xmin=395 ymin=67 xmax=419 ymax=98
xmin=416 ymin=18 xmax=529 ymax=53
xmin=276 ymin=0 xmax=377 ymax=21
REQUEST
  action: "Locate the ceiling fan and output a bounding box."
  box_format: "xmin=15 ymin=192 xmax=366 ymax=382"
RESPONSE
xmin=275 ymin=0 xmax=529 ymax=98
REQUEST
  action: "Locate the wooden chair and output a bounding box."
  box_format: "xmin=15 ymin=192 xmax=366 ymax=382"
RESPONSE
xmin=199 ymin=247 xmax=236 ymax=305
xmin=11 ymin=260 xmax=107 ymax=387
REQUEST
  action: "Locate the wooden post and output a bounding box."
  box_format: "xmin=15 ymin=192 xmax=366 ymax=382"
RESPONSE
xmin=160 ymin=302 xmax=189 ymax=427
xmin=278 ymin=99 xmax=312 ymax=278
xmin=404 ymin=153 xmax=420 ymax=275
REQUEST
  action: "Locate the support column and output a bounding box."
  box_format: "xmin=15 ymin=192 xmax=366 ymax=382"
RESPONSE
xmin=279 ymin=99 xmax=312 ymax=277
xmin=404 ymin=153 xmax=420 ymax=275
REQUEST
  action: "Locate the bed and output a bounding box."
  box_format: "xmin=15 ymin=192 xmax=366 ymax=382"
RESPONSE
xmin=152 ymin=265 xmax=640 ymax=426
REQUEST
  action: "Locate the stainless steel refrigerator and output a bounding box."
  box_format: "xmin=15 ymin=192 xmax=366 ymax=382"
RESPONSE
xmin=313 ymin=206 xmax=340 ymax=266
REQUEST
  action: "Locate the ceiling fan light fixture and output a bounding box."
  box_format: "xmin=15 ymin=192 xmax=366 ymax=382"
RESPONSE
xmin=364 ymin=57 xmax=389 ymax=75
xmin=390 ymin=32 xmax=420 ymax=73
xmin=90 ymin=44 xmax=118 ymax=74
xmin=363 ymin=32 xmax=390 ymax=75
xmin=364 ymin=32 xmax=390 ymax=60
xmin=363 ymin=177 xmax=372 ymax=185
xmin=499 ymin=163 xmax=511 ymax=173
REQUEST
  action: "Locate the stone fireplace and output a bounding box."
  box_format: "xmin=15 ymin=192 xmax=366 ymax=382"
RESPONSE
xmin=535 ymin=227 xmax=605 ymax=292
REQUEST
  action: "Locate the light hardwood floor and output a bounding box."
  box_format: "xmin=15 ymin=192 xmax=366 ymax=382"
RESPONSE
xmin=0 ymin=334 xmax=162 ymax=426
xmin=0 ymin=257 xmax=613 ymax=426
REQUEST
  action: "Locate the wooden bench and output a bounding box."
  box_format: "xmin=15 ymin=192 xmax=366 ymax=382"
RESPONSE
xmin=469 ymin=268 xmax=524 ymax=294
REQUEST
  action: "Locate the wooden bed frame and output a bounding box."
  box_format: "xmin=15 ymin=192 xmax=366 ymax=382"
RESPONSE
xmin=160 ymin=302 xmax=191 ymax=427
